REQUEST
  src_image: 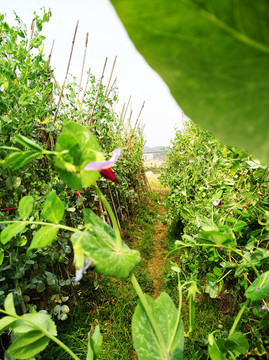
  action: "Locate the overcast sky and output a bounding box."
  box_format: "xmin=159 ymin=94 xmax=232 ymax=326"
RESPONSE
xmin=1 ymin=0 xmax=184 ymax=147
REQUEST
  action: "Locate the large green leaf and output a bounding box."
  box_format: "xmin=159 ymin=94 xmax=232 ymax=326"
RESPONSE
xmin=71 ymin=209 xmax=141 ymax=278
xmin=53 ymin=122 xmax=101 ymax=190
xmin=111 ymin=0 xmax=269 ymax=163
xmin=132 ymin=292 xmax=184 ymax=359
xmin=8 ymin=330 xmax=49 ymax=359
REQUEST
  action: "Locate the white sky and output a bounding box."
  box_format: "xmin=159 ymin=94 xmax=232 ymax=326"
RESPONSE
xmin=1 ymin=0 xmax=184 ymax=147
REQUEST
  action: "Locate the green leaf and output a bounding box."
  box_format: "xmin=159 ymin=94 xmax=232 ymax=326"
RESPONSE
xmin=91 ymin=325 xmax=103 ymax=357
xmin=53 ymin=122 xmax=101 ymax=190
xmin=2 ymin=150 xmax=41 ymax=170
xmin=205 ymin=281 xmax=219 ymax=299
xmin=198 ymin=227 xmax=236 ymax=248
xmin=4 ymin=293 xmax=16 ymax=316
xmin=8 ymin=330 xmax=49 ymax=359
xmin=0 ymin=316 xmax=17 ymax=332
xmin=233 ymin=220 xmax=247 ymax=233
xmin=224 ymin=332 xmax=249 ymax=356
xmin=19 ymin=196 xmax=34 ymax=220
xmin=11 ymin=312 xmax=57 ymax=336
xmin=111 ymin=0 xmax=269 ymax=163
xmin=41 ymin=191 xmax=64 ymax=223
xmin=14 ymin=135 xmax=43 ymax=151
xmin=87 ymin=325 xmax=103 ymax=360
xmin=213 ymin=267 xmax=222 ymax=277
xmin=29 ymin=226 xmax=58 ymax=249
xmin=18 ymin=93 xmax=32 ymax=106
xmin=206 ymin=273 xmax=217 ymax=282
xmin=245 ymin=271 xmax=269 ymax=301
xmin=1 ymin=223 xmax=26 ymax=245
xmin=132 ymin=292 xmax=184 ymax=359
xmin=208 ymin=333 xmax=226 ymax=360
xmin=0 ymin=249 xmax=4 ymax=265
xmin=71 ymin=209 xmax=141 ymax=279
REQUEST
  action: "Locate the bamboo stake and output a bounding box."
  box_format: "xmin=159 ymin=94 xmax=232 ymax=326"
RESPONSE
xmin=80 ymin=67 xmax=91 ymax=110
xmin=92 ymin=76 xmax=117 ymax=120
xmin=104 ymin=56 xmax=117 ymax=97
xmin=53 ymin=20 xmax=79 ymax=122
xmin=120 ymin=102 xmax=125 ymax=122
xmin=89 ymin=57 xmax=108 ymax=125
xmin=115 ymin=188 xmax=124 ymax=224
xmin=123 ymin=96 xmax=131 ymax=122
xmin=47 ymin=39 xmax=55 ymax=66
xmin=134 ymin=101 xmax=145 ymax=131
xmin=27 ymin=18 xmax=35 ymax=52
xmin=107 ymin=181 xmax=122 ymax=233
xmin=76 ymin=32 xmax=89 ymax=108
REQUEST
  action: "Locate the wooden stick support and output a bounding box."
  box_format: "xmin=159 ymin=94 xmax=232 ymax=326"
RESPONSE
xmin=89 ymin=57 xmax=108 ymax=125
xmin=76 ymin=32 xmax=89 ymax=108
xmin=53 ymin=20 xmax=79 ymax=122
xmin=27 ymin=18 xmax=35 ymax=52
xmin=105 ymin=56 xmax=117 ymax=97
xmin=123 ymin=95 xmax=131 ymax=122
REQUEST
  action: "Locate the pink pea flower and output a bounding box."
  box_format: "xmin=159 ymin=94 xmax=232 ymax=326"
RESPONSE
xmin=213 ymin=200 xmax=222 ymax=206
xmin=84 ymin=148 xmax=121 ymax=183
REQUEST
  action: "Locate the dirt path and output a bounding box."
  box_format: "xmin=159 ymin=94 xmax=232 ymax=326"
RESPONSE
xmin=147 ymin=193 xmax=168 ymax=299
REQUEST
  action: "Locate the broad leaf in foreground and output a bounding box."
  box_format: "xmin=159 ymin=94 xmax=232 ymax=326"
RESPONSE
xmin=71 ymin=209 xmax=141 ymax=278
xmin=111 ymin=0 xmax=269 ymax=163
xmin=132 ymin=292 xmax=184 ymax=359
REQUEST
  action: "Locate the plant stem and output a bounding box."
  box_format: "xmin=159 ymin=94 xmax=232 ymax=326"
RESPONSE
xmin=0 ymin=220 xmax=77 ymax=233
xmin=93 ymin=184 xmax=122 ymax=251
xmin=229 ymin=299 xmax=250 ymax=336
xmin=130 ymin=274 xmax=169 ymax=358
xmin=0 ymin=310 xmax=81 ymax=360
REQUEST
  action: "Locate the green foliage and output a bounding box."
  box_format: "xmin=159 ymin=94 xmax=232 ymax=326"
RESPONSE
xmin=111 ymin=0 xmax=269 ymax=163
xmin=161 ymin=121 xmax=269 ymax=356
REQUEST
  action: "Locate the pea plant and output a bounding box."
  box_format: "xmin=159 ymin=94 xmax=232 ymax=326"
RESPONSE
xmin=0 ymin=122 xmax=184 ymax=359
xmin=161 ymin=121 xmax=269 ymax=358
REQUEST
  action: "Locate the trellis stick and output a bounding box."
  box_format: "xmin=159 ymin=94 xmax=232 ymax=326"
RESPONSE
xmin=89 ymin=57 xmax=108 ymax=125
xmin=134 ymin=101 xmax=145 ymax=131
xmin=115 ymin=188 xmax=124 ymax=224
xmin=26 ymin=18 xmax=35 ymax=52
xmin=76 ymin=32 xmax=89 ymax=108
xmin=53 ymin=20 xmax=79 ymax=122
xmin=123 ymin=95 xmax=131 ymax=122
xmin=107 ymin=181 xmax=122 ymax=233
xmin=120 ymin=102 xmax=125 ymax=122
xmin=79 ymin=67 xmax=91 ymax=118
xmin=104 ymin=56 xmax=117 ymax=97
xmin=47 ymin=39 xmax=55 ymax=67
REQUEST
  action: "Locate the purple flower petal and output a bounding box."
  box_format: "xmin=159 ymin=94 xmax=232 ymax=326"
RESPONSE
xmin=196 ymin=221 xmax=201 ymax=228
xmin=262 ymin=305 xmax=268 ymax=311
xmin=75 ymin=259 xmax=91 ymax=282
xmin=84 ymin=148 xmax=121 ymax=171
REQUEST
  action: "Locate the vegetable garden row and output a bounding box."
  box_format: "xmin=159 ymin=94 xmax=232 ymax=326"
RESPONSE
xmin=0 ymin=8 xmax=268 ymax=360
